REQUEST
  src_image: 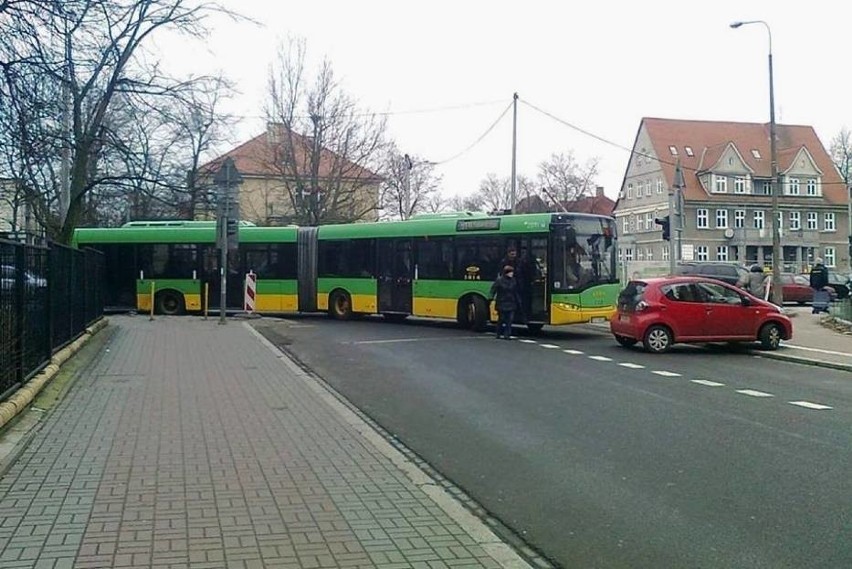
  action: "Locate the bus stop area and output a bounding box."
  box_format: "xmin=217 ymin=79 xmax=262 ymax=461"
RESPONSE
xmin=0 ymin=315 xmax=531 ymax=569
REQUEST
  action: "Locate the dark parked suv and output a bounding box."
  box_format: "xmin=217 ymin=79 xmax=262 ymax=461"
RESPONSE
xmin=675 ymin=262 xmax=749 ymax=286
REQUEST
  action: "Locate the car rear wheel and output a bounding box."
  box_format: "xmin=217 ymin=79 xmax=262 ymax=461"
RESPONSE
xmin=759 ymin=322 xmax=783 ymax=350
xmin=643 ymin=325 xmax=673 ymax=353
xmin=614 ymin=335 xmax=637 ymax=348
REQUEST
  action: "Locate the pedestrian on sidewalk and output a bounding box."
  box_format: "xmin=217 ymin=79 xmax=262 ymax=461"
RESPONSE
xmin=740 ymin=264 xmax=769 ymax=299
xmin=490 ymin=265 xmax=521 ymax=339
xmin=809 ymin=258 xmax=830 ymax=314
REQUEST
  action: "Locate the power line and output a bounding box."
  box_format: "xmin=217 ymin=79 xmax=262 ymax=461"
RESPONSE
xmin=230 ymin=99 xmax=508 ymax=122
xmin=432 ymin=101 xmax=514 ymax=165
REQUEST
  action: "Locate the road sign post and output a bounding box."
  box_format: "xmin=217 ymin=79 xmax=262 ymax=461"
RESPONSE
xmin=213 ymin=157 xmax=243 ymax=324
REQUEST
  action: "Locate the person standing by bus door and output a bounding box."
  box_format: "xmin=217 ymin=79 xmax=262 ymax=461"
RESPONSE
xmin=809 ymin=258 xmax=830 ymax=314
xmin=499 ymin=245 xmax=529 ymax=322
xmin=490 ymin=265 xmax=521 ymax=339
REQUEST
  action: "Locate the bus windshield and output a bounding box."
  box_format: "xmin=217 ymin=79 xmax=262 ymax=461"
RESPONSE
xmin=551 ymin=218 xmax=617 ymax=292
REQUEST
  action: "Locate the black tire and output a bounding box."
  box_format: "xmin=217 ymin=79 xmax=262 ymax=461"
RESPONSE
xmin=329 ymin=290 xmax=353 ymax=320
xmin=156 ymin=290 xmax=185 ymax=315
xmin=759 ymin=322 xmax=783 ymax=350
xmin=797 ymin=300 xmax=806 ymax=306
xmin=383 ymin=313 xmax=408 ymax=323
xmin=526 ymin=322 xmax=544 ymax=334
xmin=614 ymin=335 xmax=637 ymax=348
xmin=643 ymin=325 xmax=673 ymax=353
xmin=458 ymin=295 xmax=488 ymax=331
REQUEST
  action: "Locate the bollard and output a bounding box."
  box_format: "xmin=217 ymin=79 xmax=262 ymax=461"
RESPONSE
xmin=149 ymin=281 xmax=155 ymax=321
xmin=204 ymin=282 xmax=209 ymax=320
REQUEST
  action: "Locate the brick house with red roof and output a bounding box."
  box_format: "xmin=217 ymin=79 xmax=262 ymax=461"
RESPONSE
xmin=614 ymin=117 xmax=850 ymax=274
xmin=197 ymin=124 xmax=382 ymax=225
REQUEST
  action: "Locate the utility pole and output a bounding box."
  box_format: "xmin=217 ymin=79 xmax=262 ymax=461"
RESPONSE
xmin=59 ymin=16 xmax=72 ymax=225
xmin=510 ymin=92 xmax=518 ymax=212
xmin=403 ymin=153 xmax=413 ymax=220
xmin=214 ymin=158 xmax=243 ymax=325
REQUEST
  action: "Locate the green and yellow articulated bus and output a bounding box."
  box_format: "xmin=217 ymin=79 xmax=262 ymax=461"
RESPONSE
xmin=73 ymin=211 xmax=619 ymax=331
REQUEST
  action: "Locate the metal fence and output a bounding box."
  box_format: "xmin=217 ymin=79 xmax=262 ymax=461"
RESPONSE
xmin=0 ymin=238 xmax=103 ymax=401
xmin=829 ymin=298 xmax=852 ymax=322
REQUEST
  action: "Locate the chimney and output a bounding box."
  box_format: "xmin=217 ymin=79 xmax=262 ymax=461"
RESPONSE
xmin=595 ymin=186 xmax=605 ymax=198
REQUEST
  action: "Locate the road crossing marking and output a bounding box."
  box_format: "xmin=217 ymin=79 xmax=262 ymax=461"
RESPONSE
xmin=691 ymin=379 xmax=725 ymax=387
xmin=588 ymin=355 xmax=612 ymax=362
xmin=519 ymin=339 xmax=537 ymax=344
xmin=539 ymin=343 xmax=560 ymax=349
xmin=788 ymin=401 xmax=833 ymax=410
xmin=562 ymin=349 xmax=584 ymax=355
xmin=652 ymin=370 xmax=681 ymax=377
xmin=619 ymin=362 xmax=645 ymax=369
xmin=736 ymin=389 xmax=774 ymax=398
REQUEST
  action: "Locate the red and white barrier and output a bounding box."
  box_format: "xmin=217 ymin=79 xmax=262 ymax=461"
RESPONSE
xmin=244 ymin=271 xmax=256 ymax=312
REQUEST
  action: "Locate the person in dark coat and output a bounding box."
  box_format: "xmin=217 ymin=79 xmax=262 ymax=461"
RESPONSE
xmin=490 ymin=265 xmax=521 ymax=339
xmin=809 ymin=258 xmax=830 ymax=314
xmin=498 ymin=246 xmax=529 ymax=321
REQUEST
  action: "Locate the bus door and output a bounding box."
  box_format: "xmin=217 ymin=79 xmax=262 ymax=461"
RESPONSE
xmin=202 ymin=247 xmax=243 ymax=309
xmin=377 ymin=239 xmax=412 ymax=314
xmin=526 ymin=236 xmax=549 ymax=321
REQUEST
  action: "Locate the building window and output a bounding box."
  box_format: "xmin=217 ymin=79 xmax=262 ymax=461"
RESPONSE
xmin=788 ymin=178 xmax=800 ymax=195
xmin=622 ymin=217 xmax=629 ymax=234
xmin=824 ymin=247 xmax=836 ymax=267
xmin=627 ymin=183 xmax=633 ymax=199
xmin=669 ymin=145 xmax=678 ymax=156
xmin=789 ymin=211 xmax=801 ymax=231
xmin=753 ymin=210 xmax=765 ymax=230
xmin=685 ymin=146 xmax=694 ymax=157
xmin=624 ymin=248 xmax=634 ymax=261
xmin=662 ymin=246 xmax=670 ymax=261
xmin=629 ymin=216 xmax=635 ymax=232
xmin=751 ymin=149 xmax=762 ymax=159
xmin=759 ymin=181 xmax=772 ymax=195
xmin=806 ymin=179 xmax=818 ymax=196
xmin=645 ymin=180 xmax=652 ymax=196
xmin=734 ymin=209 xmax=746 ymax=228
xmin=715 ymin=209 xmax=728 ymax=229
xmin=645 ymin=212 xmax=653 ymax=231
xmin=656 ymin=178 xmax=664 ymax=194
xmin=807 ymin=212 xmax=818 ymax=230
xmin=824 ymin=212 xmax=836 ymax=231
xmin=734 ymin=177 xmax=747 ymax=193
xmin=697 ymin=208 xmax=709 ymax=229
xmin=646 ymin=247 xmax=654 ymax=261
xmin=696 ymin=246 xmax=709 ymax=261
xmin=714 ymin=175 xmax=728 ymax=193
xmin=637 ymin=248 xmax=645 ymax=261
xmin=716 ymin=246 xmax=729 ymax=261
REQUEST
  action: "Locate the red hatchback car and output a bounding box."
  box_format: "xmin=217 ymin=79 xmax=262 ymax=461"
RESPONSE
xmin=610 ymin=276 xmax=793 ymax=353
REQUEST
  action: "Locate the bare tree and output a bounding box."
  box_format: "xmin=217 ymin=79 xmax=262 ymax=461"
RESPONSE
xmin=0 ymin=0 xmax=233 ymax=242
xmin=536 ymin=151 xmax=600 ymax=205
xmin=265 ymin=38 xmax=387 ymax=226
xmin=830 ymin=127 xmax=852 ymax=187
xmin=379 ymin=145 xmax=442 ymax=220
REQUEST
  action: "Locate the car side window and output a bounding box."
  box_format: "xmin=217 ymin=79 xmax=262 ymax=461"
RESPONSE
xmin=697 ymin=282 xmax=742 ymax=304
xmin=663 ymin=283 xmax=702 ymax=302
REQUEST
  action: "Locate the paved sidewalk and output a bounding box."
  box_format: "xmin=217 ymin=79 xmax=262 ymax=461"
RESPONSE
xmin=0 ymin=316 xmax=530 ymax=569
xmin=762 ymin=307 xmax=852 ymax=371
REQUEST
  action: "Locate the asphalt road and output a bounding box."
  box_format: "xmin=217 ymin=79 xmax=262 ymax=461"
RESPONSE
xmin=254 ymin=315 xmax=852 ymax=569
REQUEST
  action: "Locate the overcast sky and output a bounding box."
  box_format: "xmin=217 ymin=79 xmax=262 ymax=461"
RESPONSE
xmin=157 ymin=0 xmax=852 ymax=201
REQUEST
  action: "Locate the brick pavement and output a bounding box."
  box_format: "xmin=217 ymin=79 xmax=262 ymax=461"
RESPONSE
xmin=0 ymin=316 xmax=530 ymax=569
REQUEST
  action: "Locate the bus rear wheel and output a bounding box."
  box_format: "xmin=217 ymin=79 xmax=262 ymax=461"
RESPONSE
xmin=458 ymin=295 xmax=488 ymax=331
xmin=156 ymin=290 xmax=185 ymax=316
xmin=329 ymin=290 xmax=353 ymax=320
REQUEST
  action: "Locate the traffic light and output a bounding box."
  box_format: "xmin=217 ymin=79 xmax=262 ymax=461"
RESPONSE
xmin=226 ymin=218 xmax=238 ymax=236
xmin=655 ymin=215 xmax=671 ymax=241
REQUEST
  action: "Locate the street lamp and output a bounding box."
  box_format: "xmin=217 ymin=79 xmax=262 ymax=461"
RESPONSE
xmin=731 ymin=20 xmax=783 ymax=304
xmin=402 ymin=154 xmax=436 ymax=220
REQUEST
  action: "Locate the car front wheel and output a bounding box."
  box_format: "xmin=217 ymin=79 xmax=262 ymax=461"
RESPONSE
xmin=643 ymin=325 xmax=673 ymax=353
xmin=759 ymin=322 xmax=783 ymax=350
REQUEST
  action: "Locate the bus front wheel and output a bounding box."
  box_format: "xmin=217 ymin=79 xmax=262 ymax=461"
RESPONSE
xmin=458 ymin=295 xmax=488 ymax=331
xmin=329 ymin=290 xmax=353 ymax=320
xmin=156 ymin=290 xmax=185 ymax=316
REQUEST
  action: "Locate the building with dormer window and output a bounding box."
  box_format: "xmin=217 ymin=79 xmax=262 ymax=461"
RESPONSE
xmin=614 ymin=118 xmax=849 ymax=275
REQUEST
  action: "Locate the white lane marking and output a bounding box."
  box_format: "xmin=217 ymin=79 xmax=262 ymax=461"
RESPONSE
xmin=519 ymin=339 xmax=537 ymax=344
xmin=588 ymin=355 xmax=613 ymax=361
xmin=352 ymin=336 xmax=482 ymax=345
xmin=691 ymin=379 xmax=725 ymax=387
xmin=539 ymin=343 xmax=560 ymax=349
xmin=619 ymin=362 xmax=645 ymax=369
xmin=783 ymin=344 xmax=852 ymax=358
xmin=563 ymin=349 xmax=584 ymax=355
xmin=788 ymin=401 xmax=833 ymax=410
xmin=652 ymin=370 xmax=681 ymax=377
xmin=736 ymin=389 xmax=774 ymax=398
